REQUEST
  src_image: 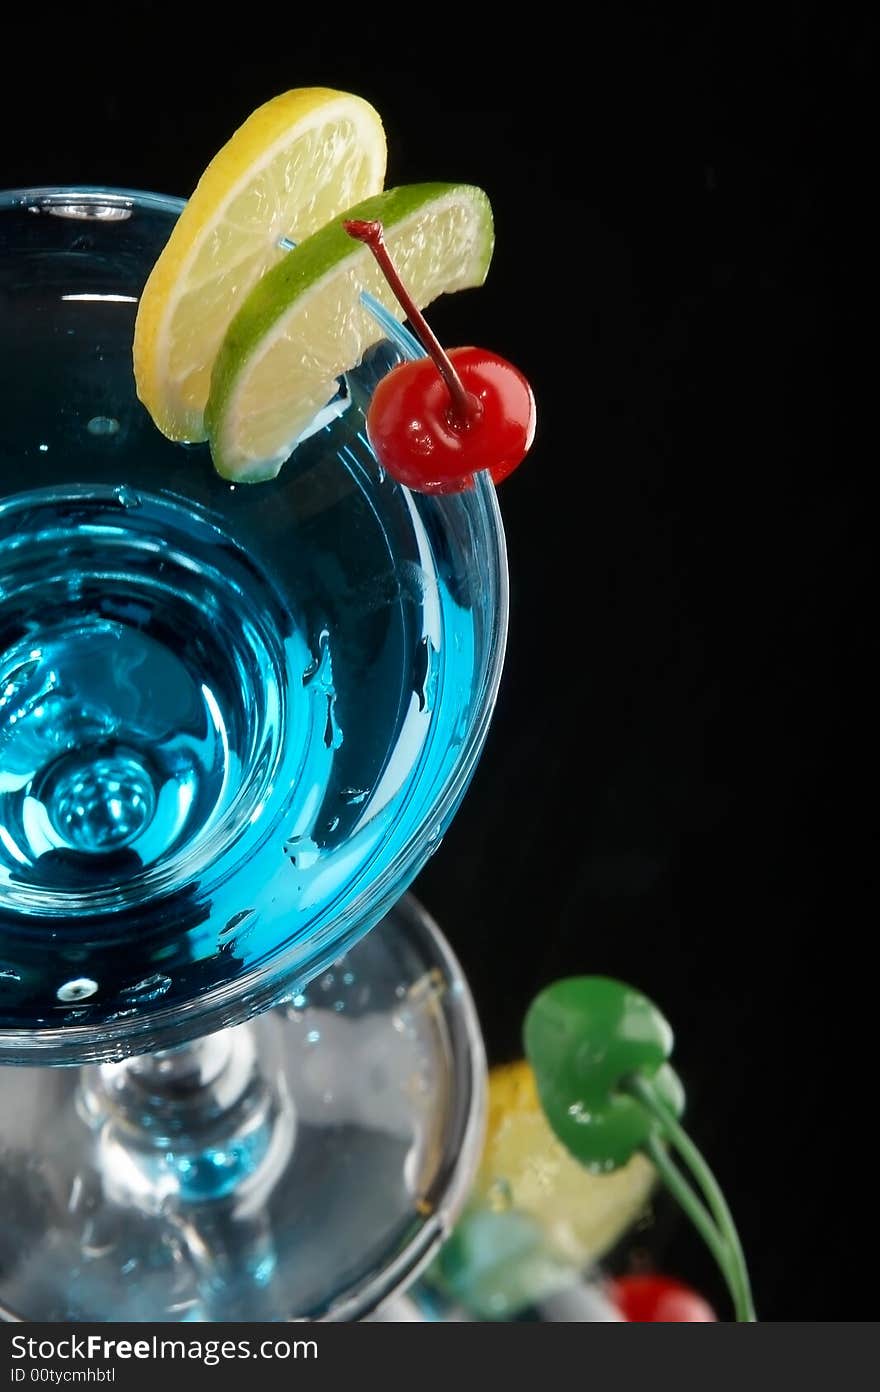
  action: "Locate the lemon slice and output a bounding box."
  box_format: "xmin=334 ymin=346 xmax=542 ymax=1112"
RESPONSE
xmin=133 ymin=88 xmax=386 ymax=443
xmin=477 ymin=1059 xmax=656 ymax=1269
xmin=205 ymin=182 xmax=494 ymax=481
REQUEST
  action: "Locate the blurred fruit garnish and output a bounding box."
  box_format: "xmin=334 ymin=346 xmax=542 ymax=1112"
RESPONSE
xmin=426 ymin=1059 xmax=655 ymax=1319
xmin=525 ymin=977 xmax=756 ymax=1322
xmin=607 ymin=1273 xmax=717 ymax=1322
xmin=524 ymin=976 xmax=685 ymax=1171
xmin=477 ymin=1061 xmax=655 ymax=1260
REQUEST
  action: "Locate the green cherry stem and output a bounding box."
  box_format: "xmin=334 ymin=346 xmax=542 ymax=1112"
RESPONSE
xmin=642 ymin=1133 xmax=742 ymax=1312
xmin=626 ymin=1074 xmax=757 ymax=1322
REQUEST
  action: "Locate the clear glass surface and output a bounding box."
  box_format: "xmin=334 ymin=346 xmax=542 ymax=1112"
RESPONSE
xmin=0 ymin=188 xmax=507 ymax=1065
xmin=0 ymin=893 xmax=486 ymax=1321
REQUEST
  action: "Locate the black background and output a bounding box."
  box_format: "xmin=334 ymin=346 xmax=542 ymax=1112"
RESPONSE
xmin=0 ymin=6 xmax=870 ymax=1322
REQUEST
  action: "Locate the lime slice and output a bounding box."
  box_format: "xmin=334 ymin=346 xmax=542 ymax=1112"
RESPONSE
xmin=204 ymin=182 xmax=494 ymax=481
xmin=476 ymin=1060 xmax=656 ymax=1269
xmin=133 ymin=88 xmax=386 ymax=443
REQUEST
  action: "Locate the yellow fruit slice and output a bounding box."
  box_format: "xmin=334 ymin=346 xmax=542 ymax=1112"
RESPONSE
xmin=133 ymin=87 xmax=386 ymax=443
xmin=478 ymin=1059 xmax=656 ymax=1268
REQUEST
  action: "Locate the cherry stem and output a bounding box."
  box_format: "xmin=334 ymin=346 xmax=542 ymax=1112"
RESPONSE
xmin=643 ymin=1133 xmax=742 ymax=1316
xmin=626 ymin=1074 xmax=756 ymax=1322
xmin=344 ymin=218 xmax=482 ymax=429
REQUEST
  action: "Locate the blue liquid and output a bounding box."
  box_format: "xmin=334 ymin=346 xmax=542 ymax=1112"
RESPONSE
xmin=0 ymin=488 xmax=283 ymax=877
xmin=0 ymin=193 xmax=500 ymax=1042
xmin=0 ymin=458 xmax=477 ymax=1030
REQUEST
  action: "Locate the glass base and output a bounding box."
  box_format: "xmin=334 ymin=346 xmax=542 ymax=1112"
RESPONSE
xmin=371 ymin=1281 xmax=623 ymax=1322
xmin=0 ymin=895 xmax=485 ymax=1321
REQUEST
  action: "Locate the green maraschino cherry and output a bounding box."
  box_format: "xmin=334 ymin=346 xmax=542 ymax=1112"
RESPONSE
xmin=523 ymin=975 xmax=685 ymax=1172
xmin=345 ymin=218 xmax=536 ymax=493
xmin=525 ymin=976 xmax=756 ymax=1322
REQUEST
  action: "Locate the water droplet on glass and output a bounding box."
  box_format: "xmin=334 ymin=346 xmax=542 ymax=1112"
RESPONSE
xmin=88 ymin=415 xmax=120 ymax=437
xmin=301 ymin=630 xmax=343 ymax=749
xmin=57 ymin=977 xmax=98 ymax=1002
xmin=342 ymin=971 xmax=355 ymax=986
xmin=113 ymin=485 xmax=140 ymax=508
xmin=284 ymin=835 xmax=319 ymax=869
xmin=408 ymin=966 xmax=446 ymax=1007
xmin=220 ymin=908 xmax=256 ymax=938
xmin=323 ymin=691 xmax=343 ymax=749
xmin=392 ymin=1008 xmax=417 ymax=1039
xmin=414 ymin=635 xmax=440 ymax=713
xmin=120 ymin=973 xmax=172 ymax=1004
xmin=301 ymin=629 xmax=332 ymax=688
xmin=319 ymin=971 xmax=335 ymax=992
xmin=340 ymin=787 xmax=368 ymax=806
xmin=305 ymin=1029 xmax=321 ymax=1045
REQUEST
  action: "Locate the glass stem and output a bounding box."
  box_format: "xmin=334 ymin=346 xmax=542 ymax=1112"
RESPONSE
xmin=81 ymin=1023 xmax=262 ymax=1141
xmin=124 ymin=1032 xmax=235 ymax=1091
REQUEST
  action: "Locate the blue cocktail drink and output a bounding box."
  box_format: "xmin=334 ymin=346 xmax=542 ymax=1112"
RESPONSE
xmin=0 ymin=190 xmax=505 ymax=1056
xmin=0 ymin=189 xmax=507 ymax=1320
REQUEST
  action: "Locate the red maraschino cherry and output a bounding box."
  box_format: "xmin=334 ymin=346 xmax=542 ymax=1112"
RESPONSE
xmin=607 ymin=1274 xmax=717 ymax=1323
xmin=344 ymin=218 xmax=535 ymax=493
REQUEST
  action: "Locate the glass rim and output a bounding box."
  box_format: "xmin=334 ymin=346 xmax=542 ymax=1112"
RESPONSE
xmin=0 ymin=186 xmax=186 ymax=214
xmin=0 ymin=184 xmax=510 ymax=1063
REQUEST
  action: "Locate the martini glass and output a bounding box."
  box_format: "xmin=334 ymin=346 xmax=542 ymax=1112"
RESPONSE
xmin=0 ymin=188 xmax=507 ymax=1321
